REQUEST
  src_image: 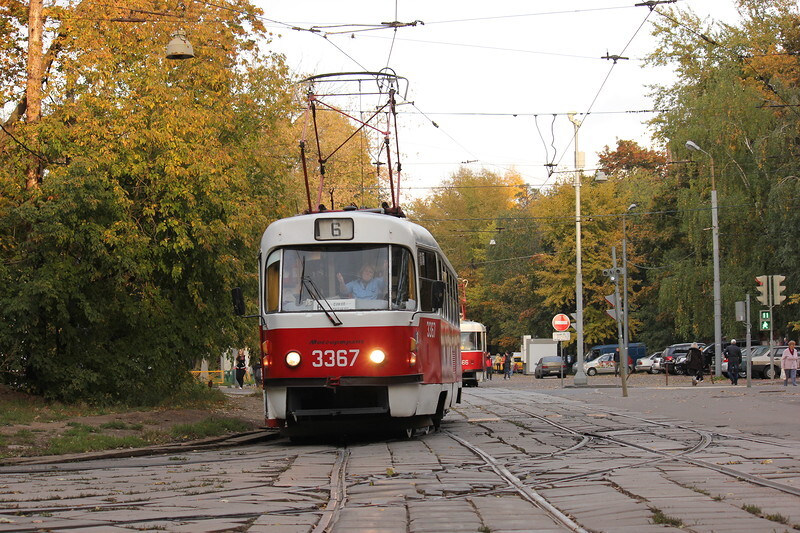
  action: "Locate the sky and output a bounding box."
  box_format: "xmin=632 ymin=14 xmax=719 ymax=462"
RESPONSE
xmin=252 ymin=0 xmax=743 ymax=198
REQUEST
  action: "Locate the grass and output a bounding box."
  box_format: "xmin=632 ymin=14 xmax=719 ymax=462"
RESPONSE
xmin=169 ymin=417 xmax=251 ymax=440
xmin=0 ymin=382 xmax=252 ymax=459
xmin=650 ymin=508 xmax=683 ymax=527
xmin=742 ymin=504 xmax=791 ymax=526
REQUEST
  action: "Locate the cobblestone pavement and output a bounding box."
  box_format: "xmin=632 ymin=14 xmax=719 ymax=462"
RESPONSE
xmin=2 ymin=382 xmax=800 ymax=532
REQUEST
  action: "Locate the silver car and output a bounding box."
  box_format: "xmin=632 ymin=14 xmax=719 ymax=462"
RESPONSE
xmin=635 ymin=352 xmax=661 ymax=374
xmin=724 ymin=345 xmax=787 ymax=379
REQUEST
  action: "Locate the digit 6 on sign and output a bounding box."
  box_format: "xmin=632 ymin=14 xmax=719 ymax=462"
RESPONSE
xmin=427 ymin=321 xmax=436 ymax=338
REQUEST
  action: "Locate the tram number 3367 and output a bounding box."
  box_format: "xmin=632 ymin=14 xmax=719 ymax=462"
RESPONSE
xmin=311 ymin=349 xmax=360 ymax=367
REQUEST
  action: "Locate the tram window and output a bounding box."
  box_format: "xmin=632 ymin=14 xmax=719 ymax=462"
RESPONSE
xmin=461 ymin=332 xmax=478 ymax=350
xmin=418 ymin=249 xmax=439 ymax=312
xmin=390 ymin=246 xmax=416 ymax=311
xmin=279 ymin=245 xmax=390 ymax=312
xmin=265 ymin=250 xmax=280 ymax=312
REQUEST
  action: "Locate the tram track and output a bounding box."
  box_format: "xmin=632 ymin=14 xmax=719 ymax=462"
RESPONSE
xmin=444 ymin=430 xmax=588 ymax=533
xmin=459 ymin=390 xmax=800 ymax=499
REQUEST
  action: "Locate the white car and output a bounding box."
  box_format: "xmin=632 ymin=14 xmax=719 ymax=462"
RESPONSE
xmin=635 ymin=352 xmax=661 ymax=374
xmin=577 ymin=353 xmax=633 ymax=376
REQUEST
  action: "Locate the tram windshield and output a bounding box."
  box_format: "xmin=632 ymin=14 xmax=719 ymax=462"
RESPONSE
xmin=269 ymin=245 xmax=417 ymax=312
xmin=460 ymin=331 xmax=482 ymax=351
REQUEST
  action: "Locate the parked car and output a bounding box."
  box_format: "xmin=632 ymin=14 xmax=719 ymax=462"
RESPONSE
xmin=574 ymin=352 xmax=633 ymax=376
xmin=635 ymin=352 xmax=661 ymax=374
xmin=514 ymin=356 xmax=524 ymax=373
xmin=663 ymin=343 xmax=705 ymax=375
xmin=534 ymin=356 xmax=569 ymax=378
xmin=721 ymin=345 xmax=787 ymax=379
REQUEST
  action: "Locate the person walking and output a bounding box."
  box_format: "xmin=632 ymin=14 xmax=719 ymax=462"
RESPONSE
xmin=686 ymin=342 xmax=704 ymax=385
xmin=613 ymin=349 xmax=620 ymax=377
xmin=503 ymin=352 xmax=512 ymax=380
xmin=485 ymin=355 xmax=493 ymax=381
xmin=234 ymin=350 xmax=247 ymax=389
xmin=781 ymin=340 xmax=798 ymax=387
xmin=724 ymin=339 xmax=742 ymax=385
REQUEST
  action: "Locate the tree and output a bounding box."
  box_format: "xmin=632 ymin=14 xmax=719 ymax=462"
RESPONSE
xmin=0 ymin=0 xmax=300 ymax=403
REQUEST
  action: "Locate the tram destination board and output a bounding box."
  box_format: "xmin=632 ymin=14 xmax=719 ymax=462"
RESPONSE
xmin=315 ymin=218 xmax=354 ymax=241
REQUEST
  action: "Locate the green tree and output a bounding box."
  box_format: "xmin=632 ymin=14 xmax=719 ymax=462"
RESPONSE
xmin=0 ymin=0 xmax=298 ymax=403
xmin=648 ymin=0 xmax=800 ymax=341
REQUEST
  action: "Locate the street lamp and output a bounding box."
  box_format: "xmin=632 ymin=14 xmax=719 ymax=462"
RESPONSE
xmin=568 ymin=113 xmax=588 ymax=386
xmin=685 ymin=140 xmax=722 ymax=377
xmin=622 ymin=203 xmax=637 ymax=361
xmin=166 ymin=30 xmax=195 ymax=60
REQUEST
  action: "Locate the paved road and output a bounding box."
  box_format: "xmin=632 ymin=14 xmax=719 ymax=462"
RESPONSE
xmin=2 ymin=379 xmax=800 ymax=532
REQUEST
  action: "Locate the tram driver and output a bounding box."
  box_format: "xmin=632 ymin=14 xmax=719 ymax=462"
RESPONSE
xmin=336 ymin=264 xmax=386 ymax=300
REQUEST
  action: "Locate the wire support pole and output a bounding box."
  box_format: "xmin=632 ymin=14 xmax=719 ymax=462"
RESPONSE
xmin=384 ymin=136 xmax=396 ymax=209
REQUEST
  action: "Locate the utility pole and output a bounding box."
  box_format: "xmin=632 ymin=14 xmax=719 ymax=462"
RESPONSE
xmin=569 ymin=113 xmax=587 ymax=386
xmin=26 ymin=0 xmax=44 ymax=190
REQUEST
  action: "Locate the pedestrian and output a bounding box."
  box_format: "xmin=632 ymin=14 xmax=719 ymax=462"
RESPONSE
xmin=495 ymin=353 xmax=502 ymax=374
xmin=724 ymin=339 xmax=742 ymax=385
xmin=781 ymin=340 xmax=798 ymax=387
xmin=234 ymin=349 xmax=247 ymax=389
xmin=613 ymin=348 xmax=620 ymax=377
xmin=686 ymin=342 xmax=704 ymax=385
xmin=503 ymin=352 xmax=512 ymax=379
xmin=252 ymin=355 xmax=263 ymax=388
xmin=485 ymin=354 xmax=493 ymax=381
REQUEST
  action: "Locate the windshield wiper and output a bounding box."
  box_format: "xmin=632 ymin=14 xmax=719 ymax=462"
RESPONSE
xmin=300 ymin=257 xmax=342 ymax=326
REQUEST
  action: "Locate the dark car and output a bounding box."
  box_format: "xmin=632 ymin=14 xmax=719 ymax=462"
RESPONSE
xmin=663 ymin=343 xmax=705 ymax=375
xmin=534 ymin=356 xmax=568 ymax=378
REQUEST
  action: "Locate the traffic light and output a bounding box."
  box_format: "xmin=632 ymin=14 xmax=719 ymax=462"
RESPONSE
xmin=755 ymin=275 xmax=769 ymax=306
xmin=602 ymin=267 xmax=623 ymax=282
xmin=759 ymin=309 xmax=771 ymax=331
xmin=773 ymin=275 xmax=787 ymax=305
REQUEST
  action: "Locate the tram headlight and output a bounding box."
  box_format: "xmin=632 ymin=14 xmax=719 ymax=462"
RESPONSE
xmin=285 ymin=351 xmax=301 ymax=367
xmin=369 ymin=349 xmax=386 ymax=364
xmin=409 ymin=352 xmax=417 ymax=366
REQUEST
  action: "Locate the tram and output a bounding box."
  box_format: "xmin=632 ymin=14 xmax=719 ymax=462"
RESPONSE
xmin=460 ymin=320 xmax=487 ymax=386
xmin=252 ymin=209 xmax=461 ymax=435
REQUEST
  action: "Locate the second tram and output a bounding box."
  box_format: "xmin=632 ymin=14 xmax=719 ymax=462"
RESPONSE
xmin=460 ymin=320 xmax=487 ymax=386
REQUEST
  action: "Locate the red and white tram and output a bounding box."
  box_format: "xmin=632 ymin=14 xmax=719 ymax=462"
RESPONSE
xmin=256 ymin=209 xmax=462 ymax=435
xmin=460 ymin=320 xmax=487 ymax=387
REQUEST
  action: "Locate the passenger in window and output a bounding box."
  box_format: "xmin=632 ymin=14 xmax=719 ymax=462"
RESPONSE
xmin=337 ymin=264 xmax=385 ymax=299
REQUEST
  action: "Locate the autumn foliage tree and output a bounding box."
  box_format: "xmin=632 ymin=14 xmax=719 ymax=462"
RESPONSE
xmin=0 ymin=1 xmax=300 ymax=403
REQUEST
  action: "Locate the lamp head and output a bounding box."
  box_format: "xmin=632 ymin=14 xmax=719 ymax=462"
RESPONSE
xmin=166 ymin=30 xmax=195 ymax=60
xmin=685 ymin=140 xmax=701 ymax=152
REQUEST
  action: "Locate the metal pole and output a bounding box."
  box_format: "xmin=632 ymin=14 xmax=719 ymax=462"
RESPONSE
xmin=769 ymin=276 xmax=775 ymax=380
xmin=622 ymin=204 xmax=636 ymax=373
xmin=687 ymin=142 xmax=722 ymax=377
xmin=612 ymin=248 xmax=628 ymax=397
xmin=746 ymin=293 xmax=752 ymax=388
xmin=571 ymin=115 xmax=587 ymax=386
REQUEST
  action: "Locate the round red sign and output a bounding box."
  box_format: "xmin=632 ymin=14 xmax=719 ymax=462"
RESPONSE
xmin=552 ymin=313 xmax=571 ymax=332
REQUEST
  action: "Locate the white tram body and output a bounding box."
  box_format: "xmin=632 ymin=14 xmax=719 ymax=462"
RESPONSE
xmin=258 ymin=210 xmax=462 ymax=433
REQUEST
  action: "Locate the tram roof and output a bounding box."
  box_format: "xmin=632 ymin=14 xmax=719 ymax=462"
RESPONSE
xmin=460 ymin=320 xmax=486 ymax=332
xmin=261 ymin=211 xmax=451 ymax=266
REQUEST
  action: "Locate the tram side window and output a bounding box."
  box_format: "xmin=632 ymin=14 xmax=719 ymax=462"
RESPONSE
xmin=265 ymin=250 xmax=280 ymax=312
xmin=391 ymin=246 xmax=417 ymax=311
xmin=443 ymin=268 xmax=458 ymax=322
xmin=418 ymin=249 xmax=439 ymax=312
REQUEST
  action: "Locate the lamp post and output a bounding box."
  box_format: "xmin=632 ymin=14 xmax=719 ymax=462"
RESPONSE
xmin=569 ymin=113 xmax=588 ymax=386
xmin=622 ymin=203 xmax=637 ymax=366
xmin=686 ymin=140 xmax=722 ymax=377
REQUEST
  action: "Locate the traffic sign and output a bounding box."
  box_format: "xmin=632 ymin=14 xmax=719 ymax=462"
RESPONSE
xmin=552 ymin=313 xmax=571 ymax=332
xmin=553 ymin=331 xmax=571 ymax=341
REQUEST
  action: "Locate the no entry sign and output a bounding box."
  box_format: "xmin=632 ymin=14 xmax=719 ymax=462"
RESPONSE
xmin=552 ymin=313 xmax=571 ymax=332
